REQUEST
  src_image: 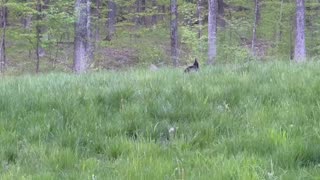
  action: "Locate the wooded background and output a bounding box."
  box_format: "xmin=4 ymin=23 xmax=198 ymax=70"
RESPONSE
xmin=0 ymin=0 xmax=314 ymax=74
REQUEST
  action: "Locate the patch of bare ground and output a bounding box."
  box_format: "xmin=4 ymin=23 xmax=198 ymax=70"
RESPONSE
xmin=96 ymin=47 xmax=139 ymax=70
xmin=241 ymin=38 xmax=272 ymax=58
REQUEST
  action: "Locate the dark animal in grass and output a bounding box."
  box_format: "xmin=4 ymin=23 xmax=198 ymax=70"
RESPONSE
xmin=184 ymin=59 xmax=199 ymax=73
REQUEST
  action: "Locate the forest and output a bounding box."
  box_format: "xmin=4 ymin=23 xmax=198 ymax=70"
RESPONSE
xmin=3 ymin=0 xmax=320 ymax=179
xmin=0 ymin=0 xmax=316 ymax=74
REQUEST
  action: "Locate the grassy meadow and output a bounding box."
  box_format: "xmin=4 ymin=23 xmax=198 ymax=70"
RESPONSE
xmin=1 ymin=62 xmax=320 ymax=179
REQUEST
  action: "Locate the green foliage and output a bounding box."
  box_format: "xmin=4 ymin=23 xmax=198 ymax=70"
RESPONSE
xmin=6 ymin=2 xmax=36 ymax=15
xmin=180 ymin=26 xmax=207 ymax=61
xmin=2 ymin=62 xmax=320 ymax=178
xmin=219 ymin=43 xmax=253 ymax=63
xmin=2 ymin=0 xmax=320 ymax=73
xmin=179 ymin=1 xmax=197 ymax=25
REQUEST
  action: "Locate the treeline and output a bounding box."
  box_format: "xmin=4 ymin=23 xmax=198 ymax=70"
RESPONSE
xmin=0 ymin=0 xmax=316 ymax=74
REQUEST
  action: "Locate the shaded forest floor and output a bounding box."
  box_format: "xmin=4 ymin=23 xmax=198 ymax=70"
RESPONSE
xmin=1 ymin=62 xmax=320 ymax=179
xmin=2 ymin=24 xmax=278 ymax=75
xmin=3 ymin=26 xmax=177 ymax=74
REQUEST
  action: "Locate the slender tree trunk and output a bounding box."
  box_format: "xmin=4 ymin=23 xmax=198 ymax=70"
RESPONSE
xmin=151 ymin=0 xmax=157 ymax=25
xmin=294 ymin=0 xmax=306 ymax=62
xmin=197 ymin=0 xmax=202 ymax=38
xmin=135 ymin=0 xmax=146 ymax=26
xmin=73 ymin=0 xmax=92 ymax=73
xmin=0 ymin=0 xmax=6 ymax=72
xmin=217 ymin=0 xmax=225 ymax=27
xmin=22 ymin=0 xmax=32 ymax=59
xmin=21 ymin=0 xmax=31 ymax=28
xmin=22 ymin=15 xmax=32 ymax=29
xmin=53 ymin=35 xmax=63 ymax=67
xmin=290 ymin=15 xmax=294 ymax=60
xmin=43 ymin=0 xmax=50 ymax=9
xmin=276 ymin=0 xmax=284 ymax=44
xmin=170 ymin=0 xmax=179 ymax=66
xmin=208 ymin=0 xmax=217 ymax=65
xmin=256 ymin=0 xmax=260 ymax=24
xmin=135 ymin=0 xmax=141 ymax=26
xmin=160 ymin=5 xmax=166 ymax=21
xmin=251 ymin=0 xmax=259 ymax=56
xmin=141 ymin=0 xmax=146 ymax=25
xmin=87 ymin=0 xmax=94 ymax=62
xmin=35 ymin=0 xmax=42 ymax=73
xmin=95 ymin=0 xmax=101 ymax=41
xmin=0 ymin=2 xmax=7 ymax=28
xmin=106 ymin=0 xmax=116 ymax=41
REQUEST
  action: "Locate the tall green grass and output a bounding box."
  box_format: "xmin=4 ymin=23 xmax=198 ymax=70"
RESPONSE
xmin=1 ymin=62 xmax=320 ymax=179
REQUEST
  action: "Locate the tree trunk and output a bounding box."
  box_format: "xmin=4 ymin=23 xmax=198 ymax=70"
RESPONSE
xmin=22 ymin=15 xmax=32 ymax=29
xmin=276 ymin=0 xmax=284 ymax=44
xmin=256 ymin=0 xmax=260 ymax=24
xmin=135 ymin=0 xmax=146 ymax=26
xmin=290 ymin=15 xmax=294 ymax=60
xmin=35 ymin=0 xmax=42 ymax=73
xmin=43 ymin=0 xmax=50 ymax=9
xmin=95 ymin=0 xmax=101 ymax=41
xmin=141 ymin=0 xmax=146 ymax=25
xmin=87 ymin=0 xmax=94 ymax=62
xmin=160 ymin=5 xmax=166 ymax=21
xmin=135 ymin=0 xmax=141 ymax=26
xmin=151 ymin=0 xmax=157 ymax=25
xmin=196 ymin=0 xmax=203 ymax=38
xmin=73 ymin=0 xmax=92 ymax=73
xmin=170 ymin=0 xmax=179 ymax=66
xmin=0 ymin=3 xmax=7 ymax=28
xmin=217 ymin=0 xmax=225 ymax=27
xmin=106 ymin=0 xmax=116 ymax=41
xmin=294 ymin=0 xmax=306 ymax=62
xmin=208 ymin=0 xmax=217 ymax=65
xmin=0 ymin=0 xmax=7 ymax=72
xmin=21 ymin=0 xmax=31 ymax=29
xmin=251 ymin=0 xmax=259 ymax=56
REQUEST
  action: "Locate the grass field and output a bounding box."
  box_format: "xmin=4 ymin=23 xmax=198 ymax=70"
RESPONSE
xmin=1 ymin=62 xmax=320 ymax=179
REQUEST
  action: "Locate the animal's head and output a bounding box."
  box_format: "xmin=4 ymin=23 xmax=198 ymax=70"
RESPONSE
xmin=193 ymin=58 xmax=199 ymax=69
xmin=184 ymin=58 xmax=200 ymax=73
